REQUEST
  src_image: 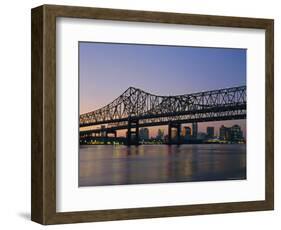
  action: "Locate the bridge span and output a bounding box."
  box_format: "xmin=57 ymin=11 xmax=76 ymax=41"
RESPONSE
xmin=80 ymin=85 xmax=246 ymax=145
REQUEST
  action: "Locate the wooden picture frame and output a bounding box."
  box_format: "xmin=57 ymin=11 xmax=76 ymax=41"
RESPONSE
xmin=31 ymin=4 xmax=274 ymax=225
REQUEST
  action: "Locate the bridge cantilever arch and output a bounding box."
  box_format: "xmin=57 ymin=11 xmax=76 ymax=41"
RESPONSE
xmin=80 ymin=85 xmax=246 ymax=145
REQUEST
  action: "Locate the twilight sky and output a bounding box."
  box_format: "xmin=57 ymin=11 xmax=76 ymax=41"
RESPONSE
xmin=79 ymin=42 xmax=246 ymax=137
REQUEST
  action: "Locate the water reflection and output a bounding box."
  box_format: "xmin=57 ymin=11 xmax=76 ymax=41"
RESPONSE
xmin=79 ymin=144 xmax=246 ymax=186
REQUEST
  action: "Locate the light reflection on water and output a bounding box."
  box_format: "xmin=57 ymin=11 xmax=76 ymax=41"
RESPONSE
xmin=79 ymin=144 xmax=246 ymax=187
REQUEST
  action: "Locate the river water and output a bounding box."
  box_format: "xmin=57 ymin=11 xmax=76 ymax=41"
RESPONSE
xmin=79 ymin=144 xmax=246 ymax=187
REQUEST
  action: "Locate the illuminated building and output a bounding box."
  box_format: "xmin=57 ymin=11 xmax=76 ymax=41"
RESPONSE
xmin=182 ymin=126 xmax=191 ymax=140
xmin=171 ymin=129 xmax=178 ymax=140
xmin=219 ymin=125 xmax=230 ymax=140
xmin=220 ymin=125 xmax=244 ymax=142
xmin=207 ymin=126 xmax=215 ymax=138
xmin=156 ymin=129 xmax=164 ymax=140
xmin=192 ymin=122 xmax=198 ymax=139
xmin=139 ymin=128 xmax=149 ymax=141
xmin=230 ymin=125 xmax=243 ymax=142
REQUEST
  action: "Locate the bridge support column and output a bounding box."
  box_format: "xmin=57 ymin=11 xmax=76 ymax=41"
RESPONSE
xmin=177 ymin=125 xmax=181 ymax=144
xmin=168 ymin=124 xmax=172 ymax=145
xmin=127 ymin=119 xmax=139 ymax=146
xmin=167 ymin=122 xmax=181 ymax=145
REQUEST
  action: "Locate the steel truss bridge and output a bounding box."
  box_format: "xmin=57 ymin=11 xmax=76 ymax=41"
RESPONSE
xmin=80 ymin=85 xmax=246 ymax=145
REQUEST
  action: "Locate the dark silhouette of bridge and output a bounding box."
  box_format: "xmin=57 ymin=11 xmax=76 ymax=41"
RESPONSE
xmin=80 ymin=86 xmax=246 ymax=145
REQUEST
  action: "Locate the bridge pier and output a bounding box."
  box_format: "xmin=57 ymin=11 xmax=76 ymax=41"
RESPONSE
xmin=126 ymin=119 xmax=139 ymax=146
xmin=168 ymin=122 xmax=181 ymax=145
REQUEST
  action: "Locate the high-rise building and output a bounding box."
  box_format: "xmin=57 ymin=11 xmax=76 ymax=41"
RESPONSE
xmin=171 ymin=129 xmax=178 ymax=140
xmin=230 ymin=125 xmax=243 ymax=142
xmin=197 ymin=132 xmax=207 ymax=140
xmin=139 ymin=128 xmax=149 ymax=141
xmin=220 ymin=125 xmax=244 ymax=142
xmin=100 ymin=125 xmax=106 ymax=137
xmin=182 ymin=126 xmax=191 ymax=140
xmin=219 ymin=125 xmax=230 ymax=140
xmin=192 ymin=122 xmax=198 ymax=139
xmin=206 ymin=127 xmax=215 ymax=139
xmin=156 ymin=129 xmax=164 ymax=140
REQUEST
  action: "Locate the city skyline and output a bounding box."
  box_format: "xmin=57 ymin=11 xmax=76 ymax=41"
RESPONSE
xmin=79 ymin=42 xmax=246 ymax=137
xmin=128 ymin=124 xmax=244 ymax=139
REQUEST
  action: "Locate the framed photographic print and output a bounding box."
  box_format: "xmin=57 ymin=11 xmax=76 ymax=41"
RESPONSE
xmin=31 ymin=4 xmax=274 ymax=225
